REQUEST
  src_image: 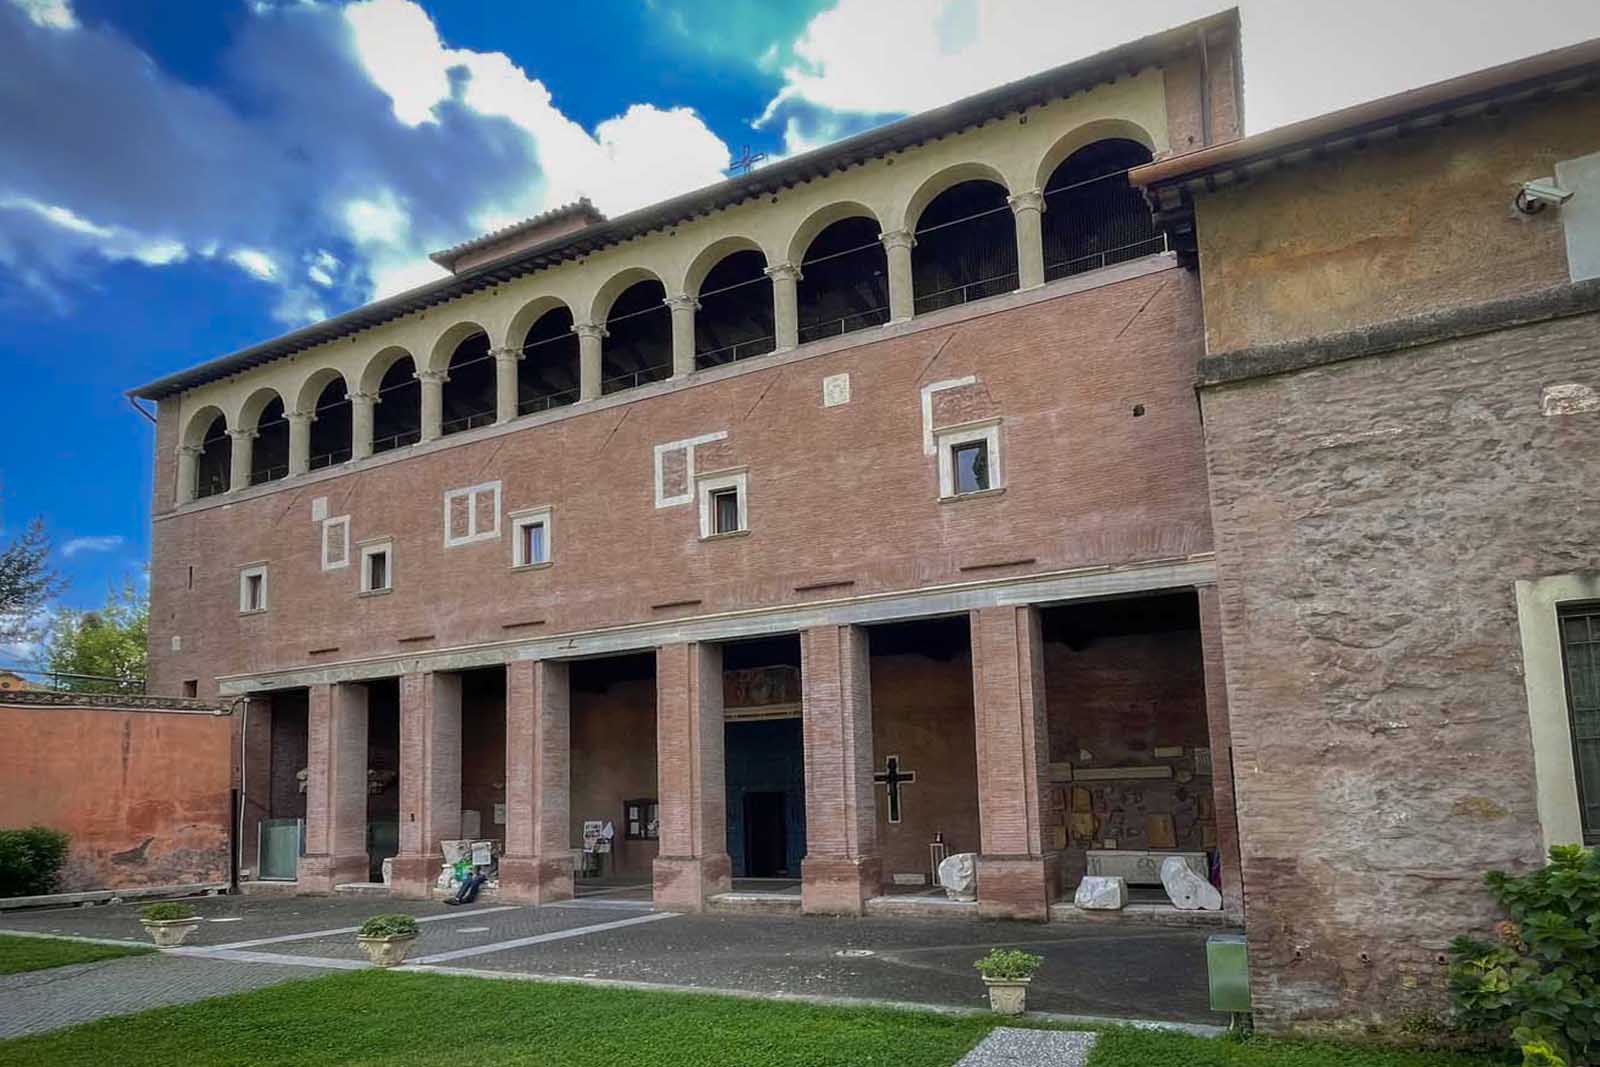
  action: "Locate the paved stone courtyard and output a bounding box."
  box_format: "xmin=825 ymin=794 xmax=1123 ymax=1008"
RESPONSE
xmin=0 ymin=895 xmax=1227 ymax=1042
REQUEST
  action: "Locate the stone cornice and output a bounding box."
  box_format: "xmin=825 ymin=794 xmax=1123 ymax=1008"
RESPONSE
xmin=0 ymin=690 xmax=230 ymax=715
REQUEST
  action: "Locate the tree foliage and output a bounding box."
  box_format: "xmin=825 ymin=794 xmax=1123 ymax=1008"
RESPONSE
xmin=0 ymin=519 xmax=63 ymax=647
xmin=42 ymin=579 xmax=147 ymax=692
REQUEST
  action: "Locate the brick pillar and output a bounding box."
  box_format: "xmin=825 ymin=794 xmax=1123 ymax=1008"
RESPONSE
xmin=653 ymin=642 xmax=731 ymax=911
xmin=1198 ymin=584 xmax=1246 ymax=922
xmin=391 ymin=671 xmax=462 ymax=898
xmin=500 ymin=660 xmax=574 ymax=903
xmin=300 ymin=682 xmax=369 ymax=892
xmin=238 ymin=695 xmax=273 ymax=879
xmin=970 ymin=605 xmax=1058 ymax=920
xmin=799 ymin=625 xmax=881 ymax=914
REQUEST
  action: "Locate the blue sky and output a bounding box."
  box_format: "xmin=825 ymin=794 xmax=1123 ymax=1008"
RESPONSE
xmin=3 ymin=0 xmax=1599 ymax=644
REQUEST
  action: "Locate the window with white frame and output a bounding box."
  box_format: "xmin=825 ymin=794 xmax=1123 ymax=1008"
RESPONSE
xmin=321 ymin=515 xmax=350 ymax=571
xmin=360 ymin=539 xmax=393 ymax=594
xmin=697 ymin=470 xmax=748 ymax=538
xmin=239 ymin=563 xmax=268 ymax=614
xmin=443 ymin=481 xmax=501 ymax=547
xmin=936 ymin=420 xmax=1002 ymax=499
xmin=510 ymin=507 xmax=553 ymax=568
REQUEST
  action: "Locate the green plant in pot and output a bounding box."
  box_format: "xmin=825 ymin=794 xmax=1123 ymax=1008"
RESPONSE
xmin=356 ymin=913 xmax=419 ymax=967
xmin=139 ymin=901 xmax=201 ymax=947
xmin=975 ymin=948 xmax=1042 ymax=1015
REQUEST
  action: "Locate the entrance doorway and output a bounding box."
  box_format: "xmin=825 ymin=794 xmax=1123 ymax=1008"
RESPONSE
xmin=722 ymin=635 xmax=806 ymax=881
xmin=742 ymin=792 xmax=789 ymax=877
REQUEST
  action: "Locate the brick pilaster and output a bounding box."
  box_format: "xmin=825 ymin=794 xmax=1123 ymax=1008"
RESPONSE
xmin=1198 ymin=583 xmax=1246 ymax=922
xmin=238 ymin=695 xmax=273 ymax=879
xmin=970 ymin=605 xmax=1058 ymax=920
xmin=799 ymin=624 xmax=882 ymax=914
xmin=391 ymin=671 xmax=462 ymax=898
xmin=653 ymin=641 xmax=731 ymax=911
xmin=500 ymin=660 xmax=574 ymax=903
xmin=300 ymin=682 xmax=369 ymax=891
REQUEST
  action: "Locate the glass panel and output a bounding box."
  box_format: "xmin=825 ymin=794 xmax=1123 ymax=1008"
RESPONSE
xmin=714 ymin=490 xmax=740 ymax=534
xmin=369 ymin=552 xmax=388 ymax=590
xmin=1559 ymin=605 xmax=1600 ymax=843
xmin=954 ymin=441 xmax=989 ymax=494
xmin=527 ymin=522 xmax=546 ymax=564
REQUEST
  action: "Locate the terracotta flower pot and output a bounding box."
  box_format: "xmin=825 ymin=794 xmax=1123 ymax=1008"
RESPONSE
xmin=141 ymin=918 xmax=201 ymax=947
xmin=983 ymin=976 xmax=1030 ymax=1015
xmin=357 ymin=933 xmax=416 ymax=967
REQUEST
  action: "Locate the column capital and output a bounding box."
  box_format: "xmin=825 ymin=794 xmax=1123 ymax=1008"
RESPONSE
xmin=413 ymin=368 xmax=449 ymax=384
xmin=225 ymin=427 xmax=258 ymax=441
xmin=764 ymin=261 xmax=803 ymax=283
xmin=572 ymin=321 xmax=608 ymax=340
xmin=1007 ymin=188 xmax=1046 ymax=215
xmin=491 ymin=345 xmax=524 ymax=363
xmin=345 ymin=390 xmax=378 ymax=404
xmin=663 ymin=294 xmax=700 ymax=313
xmin=878 ymin=228 xmax=916 ymax=252
xmin=175 ymin=443 xmax=203 ymax=458
xmin=285 ymin=409 xmax=315 ymax=425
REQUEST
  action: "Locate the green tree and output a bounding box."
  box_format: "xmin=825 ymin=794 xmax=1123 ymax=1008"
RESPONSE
xmin=42 ymin=579 xmax=148 ymax=693
xmin=0 ymin=519 xmax=63 ymax=647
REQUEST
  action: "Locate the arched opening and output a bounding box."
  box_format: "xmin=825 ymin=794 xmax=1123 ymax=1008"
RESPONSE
xmin=911 ymin=180 xmax=1017 ymax=315
xmin=1042 ymin=138 xmax=1160 ymax=282
xmin=251 ymin=397 xmax=290 ymax=485
xmin=441 ymin=330 xmax=495 ymax=436
xmin=194 ymin=413 xmax=230 ymax=499
xmin=372 ymin=355 xmax=421 ymax=454
xmin=518 ymin=305 xmax=579 ymax=414
xmin=603 ymin=279 xmax=671 ymax=395
xmin=796 ymin=216 xmax=890 ymax=344
xmin=695 ymin=249 xmax=774 ymax=370
xmin=308 ymin=375 xmax=352 ymax=469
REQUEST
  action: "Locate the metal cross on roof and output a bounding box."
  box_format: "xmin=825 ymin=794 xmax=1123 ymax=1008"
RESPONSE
xmin=729 ymin=144 xmax=768 ymax=176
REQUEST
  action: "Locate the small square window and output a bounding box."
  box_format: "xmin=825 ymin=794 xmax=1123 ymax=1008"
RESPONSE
xmin=182 ymin=679 xmax=198 ymax=699
xmin=239 ymin=564 xmax=268 ymax=614
xmin=952 ymin=441 xmax=990 ymax=494
xmin=360 ymin=540 xmax=393 ymax=594
xmin=511 ymin=507 xmax=554 ymax=568
xmin=712 ymin=488 xmax=740 ymax=534
xmin=624 ymin=798 xmax=659 ymax=840
xmin=697 ymin=470 xmax=748 ymax=539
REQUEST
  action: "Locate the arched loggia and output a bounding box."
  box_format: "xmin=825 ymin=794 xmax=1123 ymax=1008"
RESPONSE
xmin=440 ymin=330 xmax=495 ymax=435
xmin=796 ymin=216 xmax=890 ymax=344
xmin=250 ymin=397 xmax=290 ymax=485
xmin=911 ymin=179 xmax=1018 ymax=316
xmin=308 ymin=374 xmax=352 ymax=469
xmin=1042 ymin=138 xmax=1160 ymax=282
xmin=193 ymin=412 xmax=230 ymax=499
xmin=371 ymin=355 xmax=421 ymax=454
xmin=602 ymin=278 xmax=672 ymax=395
xmin=518 ymin=305 xmax=580 ymax=414
xmin=694 ymin=249 xmax=774 ymax=370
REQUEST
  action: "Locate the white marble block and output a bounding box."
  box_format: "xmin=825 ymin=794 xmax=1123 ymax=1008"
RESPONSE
xmin=1074 ymin=875 xmax=1127 ymax=910
xmin=1160 ymin=855 xmax=1223 ymax=911
xmin=1086 ymin=849 xmax=1206 ymax=886
xmin=939 ymin=852 xmax=978 ymax=902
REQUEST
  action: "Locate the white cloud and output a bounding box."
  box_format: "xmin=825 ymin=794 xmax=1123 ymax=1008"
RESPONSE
xmin=307 ymin=249 xmax=339 ymax=287
xmin=227 ymin=247 xmax=279 ymax=281
xmin=60 ymin=534 xmax=124 ymax=558
xmin=10 ymin=0 xmax=76 ymax=30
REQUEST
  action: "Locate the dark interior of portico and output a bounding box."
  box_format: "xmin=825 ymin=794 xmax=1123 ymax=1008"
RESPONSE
xmin=721 ymin=634 xmax=806 ymax=880
xmin=570 ymin=652 xmax=659 ymax=888
xmin=364 ymin=678 xmax=401 ymax=883
xmin=458 ymin=667 xmax=507 ymax=851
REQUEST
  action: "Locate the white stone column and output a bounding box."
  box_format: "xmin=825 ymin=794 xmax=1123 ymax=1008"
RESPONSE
xmin=766 ymin=262 xmax=802 ymax=352
xmin=493 ymin=347 xmax=522 ymax=424
xmin=1009 ymin=188 xmax=1046 ymax=291
xmin=573 ymin=322 xmax=606 ymax=401
xmin=416 ymin=368 xmax=448 ymax=442
xmin=665 ymin=295 xmax=699 ymax=378
xmin=348 ymin=391 xmax=376 ymax=461
xmin=175 ymin=445 xmax=201 ymax=505
xmin=226 ymin=428 xmax=255 ymax=492
xmin=879 ymin=229 xmax=917 ymax=323
xmin=286 ymin=410 xmax=313 ymax=477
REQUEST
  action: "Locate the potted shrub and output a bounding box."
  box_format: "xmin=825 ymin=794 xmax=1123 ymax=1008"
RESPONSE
xmin=139 ymin=902 xmax=201 ymax=947
xmin=356 ymin=913 xmax=419 ymax=967
xmin=975 ymin=948 xmax=1043 ymax=1015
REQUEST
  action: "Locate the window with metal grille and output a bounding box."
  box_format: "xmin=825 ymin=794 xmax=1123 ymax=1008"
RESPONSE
xmin=1560 ymin=603 xmax=1600 ymax=844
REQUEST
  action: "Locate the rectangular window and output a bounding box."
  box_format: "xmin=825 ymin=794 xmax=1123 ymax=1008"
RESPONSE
xmin=443 ymin=481 xmax=502 ymax=547
xmin=712 ymin=488 xmax=740 ymax=534
xmin=952 ymin=440 xmax=990 ymax=494
xmin=182 ymin=680 xmax=198 ymax=699
xmin=624 ymin=798 xmax=659 ymax=840
xmin=239 ymin=564 xmax=268 ymax=613
xmin=510 ymin=507 xmax=554 ymax=568
xmin=697 ymin=470 xmax=748 ymax=539
xmin=360 ymin=540 xmax=393 ymax=594
xmin=1559 ymin=604 xmax=1600 ymax=844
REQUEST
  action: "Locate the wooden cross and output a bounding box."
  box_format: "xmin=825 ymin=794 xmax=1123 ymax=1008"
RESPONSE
xmin=874 ymin=755 xmax=917 ymax=824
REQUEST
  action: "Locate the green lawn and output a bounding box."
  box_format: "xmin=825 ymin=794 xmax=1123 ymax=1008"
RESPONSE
xmin=0 ymin=969 xmax=1507 ymax=1067
xmin=0 ymin=934 xmax=152 ymax=975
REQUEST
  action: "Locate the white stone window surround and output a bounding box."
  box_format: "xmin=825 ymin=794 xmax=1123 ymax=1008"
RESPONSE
xmin=1516 ymin=574 xmax=1600 ymax=851
xmin=654 ymin=431 xmax=728 ymax=508
xmin=510 ymin=506 xmax=554 ymax=569
xmin=935 ymin=418 xmax=1003 ymax=499
xmin=321 ymin=515 xmax=350 ymax=571
xmin=443 ymin=480 xmax=502 ymax=547
xmin=239 ymin=562 xmax=269 ymax=614
xmin=697 ymin=468 xmax=749 ymax=539
xmin=359 ymin=537 xmax=394 ymax=595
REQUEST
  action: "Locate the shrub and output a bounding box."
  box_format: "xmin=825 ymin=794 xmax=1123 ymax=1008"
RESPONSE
xmin=0 ymin=826 xmax=70 ymax=897
xmin=974 ymin=948 xmax=1042 ymax=981
xmin=1449 ymin=844 xmax=1600 ymax=1067
xmin=140 ymin=902 xmax=197 ymax=922
xmin=358 ymin=914 xmax=418 ymax=939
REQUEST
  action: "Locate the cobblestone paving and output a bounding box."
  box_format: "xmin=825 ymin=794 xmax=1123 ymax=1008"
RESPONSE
xmin=0 ymin=952 xmax=322 ymax=1040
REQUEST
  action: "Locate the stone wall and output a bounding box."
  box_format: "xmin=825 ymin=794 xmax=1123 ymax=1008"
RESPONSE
xmin=1200 ymin=299 xmax=1600 ymax=1029
xmin=570 ymin=673 xmax=659 ymax=879
xmin=0 ymin=696 xmax=233 ymax=893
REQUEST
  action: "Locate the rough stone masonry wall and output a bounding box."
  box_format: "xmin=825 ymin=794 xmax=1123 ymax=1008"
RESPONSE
xmin=1201 ymin=305 xmax=1600 ymax=1031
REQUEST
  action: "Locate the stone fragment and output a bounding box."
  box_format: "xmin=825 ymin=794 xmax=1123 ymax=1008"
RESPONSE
xmin=1160 ymin=855 xmax=1222 ymax=911
xmin=1074 ymin=875 xmax=1127 ymax=910
xmin=939 ymin=852 xmax=977 ymax=901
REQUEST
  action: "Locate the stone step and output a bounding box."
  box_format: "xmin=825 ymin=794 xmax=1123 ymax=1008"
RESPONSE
xmin=1048 ymin=901 xmax=1237 ymax=928
xmin=864 ymin=894 xmax=979 ymax=919
xmin=707 ymin=892 xmax=802 ymax=915
xmin=333 ymin=882 xmax=391 ymax=896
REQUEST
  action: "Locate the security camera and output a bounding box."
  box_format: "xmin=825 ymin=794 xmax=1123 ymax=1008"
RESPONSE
xmin=1515 ymin=179 xmax=1574 ymax=215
